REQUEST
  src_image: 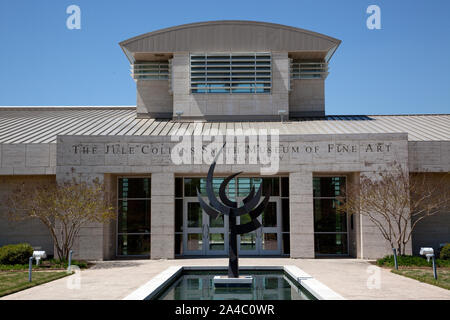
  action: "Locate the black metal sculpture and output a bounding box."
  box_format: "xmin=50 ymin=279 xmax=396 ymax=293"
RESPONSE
xmin=197 ymin=144 xmax=270 ymax=278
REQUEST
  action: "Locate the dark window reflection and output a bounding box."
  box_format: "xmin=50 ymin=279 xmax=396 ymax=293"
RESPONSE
xmin=187 ymin=202 xmax=202 ymax=227
xmin=175 ymin=199 xmax=183 ymax=232
xmin=281 ymin=177 xmax=289 ymax=197
xmin=314 ymin=199 xmax=346 ymax=233
xmin=175 ymin=178 xmax=183 ymax=198
xmin=314 ymin=234 xmax=348 ymax=255
xmin=262 ymin=202 xmax=277 ymax=227
xmin=119 ymin=178 xmax=150 ymax=199
xmin=118 ymin=234 xmax=150 ymax=256
xmin=118 ymin=200 xmax=151 ymax=233
xmin=281 ymin=199 xmax=289 ymax=232
xmin=282 ymin=234 xmax=290 ymax=255
xmin=313 ymin=177 xmax=345 ymax=198
xmin=313 ymin=176 xmax=348 ymax=255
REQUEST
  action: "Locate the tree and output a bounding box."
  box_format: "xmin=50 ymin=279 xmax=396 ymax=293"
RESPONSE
xmin=6 ymin=178 xmax=115 ymax=260
xmin=339 ymin=162 xmax=450 ymax=255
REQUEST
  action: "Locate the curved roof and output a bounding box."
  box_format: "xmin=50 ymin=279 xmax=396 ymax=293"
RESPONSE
xmin=119 ymin=20 xmax=341 ymax=62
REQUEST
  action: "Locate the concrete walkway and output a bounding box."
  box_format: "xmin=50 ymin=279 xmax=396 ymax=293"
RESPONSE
xmin=2 ymin=258 xmax=449 ymax=300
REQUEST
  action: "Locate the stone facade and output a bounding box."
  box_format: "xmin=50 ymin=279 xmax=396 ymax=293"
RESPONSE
xmin=0 ymin=130 xmax=448 ymax=260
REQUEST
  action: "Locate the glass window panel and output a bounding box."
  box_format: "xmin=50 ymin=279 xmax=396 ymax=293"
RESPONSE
xmin=240 ymin=233 xmax=256 ymax=251
xmin=208 ymin=214 xmax=224 ymax=228
xmin=187 ymin=234 xmax=203 ymax=251
xmin=175 ymin=234 xmax=183 ymax=255
xmin=281 ymin=177 xmax=289 ymax=197
xmin=209 ymin=233 xmax=225 ymax=251
xmin=175 ymin=199 xmax=183 ymax=232
xmin=119 ymin=178 xmax=150 ymax=199
xmin=314 ymin=199 xmax=347 ymax=232
xmin=314 ymin=234 xmax=348 ymax=255
xmin=281 ymin=199 xmax=290 ymax=232
xmin=263 ymin=178 xmax=279 ymax=196
xmin=175 ymin=178 xmax=183 ymax=198
xmin=240 ymin=213 xmax=251 ymax=225
xmin=184 ymin=178 xmax=200 ymax=197
xmin=262 ymin=233 xmax=278 ymax=251
xmin=187 ymin=202 xmax=202 ymax=227
xmin=237 ymin=177 xmax=262 ymax=197
xmin=118 ymin=200 xmax=151 ymax=233
xmin=262 ymin=202 xmax=277 ymax=227
xmin=282 ymin=234 xmax=290 ymax=255
xmin=185 ymin=178 xmax=223 ymax=197
xmin=313 ymin=177 xmax=346 ymax=198
xmin=118 ymin=234 xmax=150 ymax=256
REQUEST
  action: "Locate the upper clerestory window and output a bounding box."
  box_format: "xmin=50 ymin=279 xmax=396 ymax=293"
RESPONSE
xmin=290 ymin=60 xmax=328 ymax=79
xmin=131 ymin=61 xmax=170 ymax=80
xmin=190 ymin=53 xmax=271 ymax=94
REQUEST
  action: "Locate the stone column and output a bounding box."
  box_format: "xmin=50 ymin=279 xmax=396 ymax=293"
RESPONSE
xmin=289 ymin=171 xmax=315 ymax=258
xmin=151 ymin=172 xmax=175 ymax=259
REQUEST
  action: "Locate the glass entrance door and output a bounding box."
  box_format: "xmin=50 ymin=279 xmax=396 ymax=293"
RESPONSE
xmin=183 ymin=200 xmax=228 ymax=255
xmin=177 ymin=176 xmax=288 ymax=257
xmin=238 ymin=199 xmax=281 ymax=255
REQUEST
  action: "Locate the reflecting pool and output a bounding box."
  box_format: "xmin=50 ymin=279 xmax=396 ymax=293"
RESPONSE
xmin=154 ymin=271 xmax=315 ymax=300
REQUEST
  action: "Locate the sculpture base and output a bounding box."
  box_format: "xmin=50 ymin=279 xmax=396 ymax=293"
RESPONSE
xmin=213 ymin=275 xmax=253 ymax=288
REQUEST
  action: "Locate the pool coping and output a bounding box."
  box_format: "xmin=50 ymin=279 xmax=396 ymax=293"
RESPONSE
xmin=123 ymin=265 xmax=345 ymax=300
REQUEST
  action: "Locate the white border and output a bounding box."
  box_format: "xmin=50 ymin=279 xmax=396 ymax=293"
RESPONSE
xmin=123 ymin=265 xmax=345 ymax=300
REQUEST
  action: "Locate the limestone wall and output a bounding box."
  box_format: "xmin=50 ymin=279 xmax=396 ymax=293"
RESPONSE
xmin=0 ymin=175 xmax=55 ymax=255
xmin=411 ymin=173 xmax=450 ymax=255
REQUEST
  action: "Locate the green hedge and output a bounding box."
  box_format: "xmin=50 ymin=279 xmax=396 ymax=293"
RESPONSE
xmin=0 ymin=243 xmax=34 ymax=265
xmin=440 ymin=244 xmax=450 ymax=260
xmin=376 ymin=255 xmax=450 ymax=268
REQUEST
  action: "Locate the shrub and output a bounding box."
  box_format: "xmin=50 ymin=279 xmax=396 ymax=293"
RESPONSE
xmin=376 ymin=254 xmax=450 ymax=268
xmin=0 ymin=243 xmax=34 ymax=265
xmin=440 ymin=244 xmax=450 ymax=260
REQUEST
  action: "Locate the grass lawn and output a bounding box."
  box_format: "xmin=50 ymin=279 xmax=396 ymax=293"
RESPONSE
xmin=0 ymin=271 xmax=69 ymax=297
xmin=392 ymin=268 xmax=450 ymax=290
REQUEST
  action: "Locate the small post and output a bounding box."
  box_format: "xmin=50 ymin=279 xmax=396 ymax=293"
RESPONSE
xmin=68 ymin=250 xmax=73 ymax=271
xmin=432 ymin=255 xmax=438 ymax=280
xmin=278 ymin=109 xmax=287 ymax=123
xmin=28 ymin=257 xmax=33 ymax=282
xmin=392 ymin=248 xmax=398 ymax=270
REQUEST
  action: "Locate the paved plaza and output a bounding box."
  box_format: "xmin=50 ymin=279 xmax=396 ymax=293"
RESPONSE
xmin=2 ymin=258 xmax=449 ymax=300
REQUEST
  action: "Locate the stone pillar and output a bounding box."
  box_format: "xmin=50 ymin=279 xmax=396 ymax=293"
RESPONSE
xmin=289 ymin=171 xmax=315 ymax=258
xmin=151 ymin=172 xmax=175 ymax=259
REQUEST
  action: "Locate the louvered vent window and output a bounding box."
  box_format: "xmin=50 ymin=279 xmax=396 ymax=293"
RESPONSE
xmin=190 ymin=53 xmax=271 ymax=94
xmin=290 ymin=61 xmax=328 ymax=79
xmin=131 ymin=61 xmax=169 ymax=80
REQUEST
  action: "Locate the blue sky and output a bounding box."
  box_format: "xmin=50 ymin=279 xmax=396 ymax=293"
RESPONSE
xmin=0 ymin=0 xmax=449 ymax=115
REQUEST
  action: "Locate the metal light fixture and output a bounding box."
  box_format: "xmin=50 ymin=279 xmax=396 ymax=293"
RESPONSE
xmin=278 ymin=109 xmax=287 ymax=123
xmin=175 ymin=110 xmax=183 ymax=121
xmin=420 ymin=247 xmax=438 ymax=280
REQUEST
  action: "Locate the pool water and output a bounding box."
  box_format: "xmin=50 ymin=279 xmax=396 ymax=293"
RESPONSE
xmin=154 ymin=271 xmax=316 ymax=300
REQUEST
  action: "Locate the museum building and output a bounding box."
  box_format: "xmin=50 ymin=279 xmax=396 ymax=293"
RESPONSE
xmin=0 ymin=21 xmax=448 ymax=260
